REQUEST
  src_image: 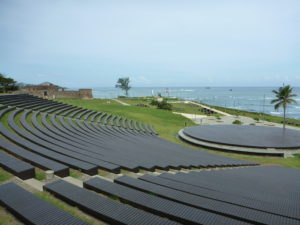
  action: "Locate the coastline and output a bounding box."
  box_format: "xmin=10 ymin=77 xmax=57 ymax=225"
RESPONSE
xmin=92 ymin=86 xmax=300 ymax=120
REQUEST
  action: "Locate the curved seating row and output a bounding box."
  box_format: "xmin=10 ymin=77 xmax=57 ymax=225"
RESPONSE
xmin=139 ymin=167 xmax=300 ymax=220
xmin=6 ymin=109 xmax=98 ymax=175
xmin=44 ymin=179 xmax=179 ymax=225
xmin=84 ymin=177 xmax=249 ymax=225
xmin=0 ymin=107 xmax=69 ymax=177
xmin=0 ymin=94 xmax=156 ymax=134
xmin=114 ymin=175 xmax=299 ymax=225
xmin=1 ymin=95 xmax=255 ymax=178
xmin=19 ymin=110 xmax=120 ymax=173
xmin=80 ymin=167 xmax=300 ymax=225
xmin=0 ymin=182 xmax=88 ymax=225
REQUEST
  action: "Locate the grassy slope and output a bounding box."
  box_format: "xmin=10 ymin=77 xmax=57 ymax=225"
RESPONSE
xmin=116 ymin=97 xmax=215 ymax=116
xmin=56 ymin=98 xmax=300 ymax=169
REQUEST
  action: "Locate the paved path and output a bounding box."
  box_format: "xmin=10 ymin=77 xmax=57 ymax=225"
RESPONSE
xmin=186 ymin=101 xmax=231 ymax=116
xmin=200 ymin=115 xmax=300 ymax=130
xmin=112 ymin=98 xmax=130 ymax=106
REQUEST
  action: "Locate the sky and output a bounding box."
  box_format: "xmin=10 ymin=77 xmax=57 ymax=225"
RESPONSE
xmin=0 ymin=0 xmax=300 ymax=88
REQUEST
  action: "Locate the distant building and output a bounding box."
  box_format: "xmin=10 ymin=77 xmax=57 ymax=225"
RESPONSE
xmin=17 ymin=82 xmax=93 ymax=99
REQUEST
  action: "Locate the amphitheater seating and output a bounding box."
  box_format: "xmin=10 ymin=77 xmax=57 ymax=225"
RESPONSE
xmin=81 ymin=166 xmax=300 ymax=225
xmin=0 ymin=151 xmax=35 ymax=179
xmin=44 ymin=180 xmax=179 ymax=225
xmin=84 ymin=177 xmax=250 ymax=225
xmin=0 ymin=94 xmax=256 ymax=179
xmin=139 ymin=167 xmax=300 ymax=221
xmin=0 ymin=136 xmax=69 ymax=177
xmin=0 ymin=94 xmax=299 ymax=225
xmin=114 ymin=175 xmax=298 ymax=225
xmin=0 ymin=108 xmax=69 ymax=177
xmin=0 ymin=182 xmax=88 ymax=225
xmin=6 ymin=109 xmax=98 ymax=175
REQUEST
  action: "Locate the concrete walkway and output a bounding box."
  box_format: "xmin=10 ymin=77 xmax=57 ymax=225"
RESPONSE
xmin=23 ymin=178 xmax=44 ymax=191
xmin=112 ymin=98 xmax=130 ymax=106
xmin=200 ymin=115 xmax=300 ymax=130
xmin=186 ymin=101 xmax=231 ymax=116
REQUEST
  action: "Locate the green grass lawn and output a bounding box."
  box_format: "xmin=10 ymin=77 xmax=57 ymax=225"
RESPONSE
xmin=0 ymin=206 xmax=23 ymax=225
xmin=116 ymin=97 xmax=213 ymax=116
xmin=0 ymin=168 xmax=13 ymax=183
xmin=116 ymin=97 xmax=153 ymax=106
xmin=55 ymin=98 xmax=300 ymax=169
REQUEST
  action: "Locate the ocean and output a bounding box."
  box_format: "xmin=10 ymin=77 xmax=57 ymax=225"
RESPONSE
xmin=92 ymin=87 xmax=300 ymax=119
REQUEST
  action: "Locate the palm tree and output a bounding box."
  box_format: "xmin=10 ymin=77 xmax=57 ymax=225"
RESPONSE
xmin=271 ymin=85 xmax=297 ymax=128
xmin=115 ymin=77 xmax=131 ymax=96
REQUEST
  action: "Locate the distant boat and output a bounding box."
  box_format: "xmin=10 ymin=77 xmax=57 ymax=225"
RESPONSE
xmin=205 ymin=87 xmax=211 ymax=89
xmin=229 ymin=89 xmax=233 ymax=91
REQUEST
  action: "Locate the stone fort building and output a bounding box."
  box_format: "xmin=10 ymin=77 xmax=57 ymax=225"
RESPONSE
xmin=20 ymin=82 xmax=93 ymax=99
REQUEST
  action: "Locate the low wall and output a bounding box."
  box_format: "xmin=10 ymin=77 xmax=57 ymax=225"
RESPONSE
xmin=14 ymin=89 xmax=93 ymax=99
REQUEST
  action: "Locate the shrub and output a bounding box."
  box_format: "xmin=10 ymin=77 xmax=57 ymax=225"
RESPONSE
xmin=150 ymin=99 xmax=159 ymax=106
xmin=253 ymin=117 xmax=260 ymax=121
xmin=157 ymin=100 xmax=172 ymax=110
xmin=232 ymin=120 xmax=242 ymax=125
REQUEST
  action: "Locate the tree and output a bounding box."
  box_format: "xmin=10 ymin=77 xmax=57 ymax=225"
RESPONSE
xmin=0 ymin=73 xmax=19 ymax=93
xmin=271 ymin=85 xmax=297 ymax=129
xmin=115 ymin=77 xmax=131 ymax=96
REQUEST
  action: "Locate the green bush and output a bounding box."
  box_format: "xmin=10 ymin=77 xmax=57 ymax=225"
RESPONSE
xmin=157 ymin=100 xmax=172 ymax=111
xmin=150 ymin=99 xmax=159 ymax=106
xmin=150 ymin=99 xmax=172 ymax=110
xmin=253 ymin=117 xmax=260 ymax=121
xmin=232 ymin=120 xmax=242 ymax=125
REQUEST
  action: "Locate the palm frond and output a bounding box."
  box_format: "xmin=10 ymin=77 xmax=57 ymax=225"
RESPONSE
xmin=286 ymin=99 xmax=297 ymax=104
xmin=271 ymin=85 xmax=297 ymax=114
xmin=270 ymin=99 xmax=280 ymax=104
xmin=274 ymin=102 xmax=283 ymax=111
xmin=289 ymin=94 xmax=298 ymax=98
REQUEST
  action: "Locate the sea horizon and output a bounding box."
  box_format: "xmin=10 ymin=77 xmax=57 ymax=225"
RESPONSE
xmin=91 ymin=86 xmax=300 ymax=119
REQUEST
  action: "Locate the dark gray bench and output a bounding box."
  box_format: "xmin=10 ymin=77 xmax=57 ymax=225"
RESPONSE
xmin=84 ymin=177 xmax=250 ymax=225
xmin=0 ymin=182 xmax=89 ymax=225
xmin=44 ymin=180 xmax=179 ymax=225
xmin=0 ymin=151 xmax=35 ymax=179
xmin=115 ymin=175 xmax=299 ymax=225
